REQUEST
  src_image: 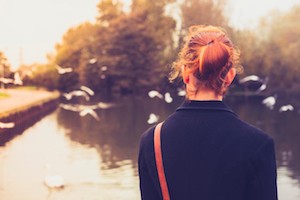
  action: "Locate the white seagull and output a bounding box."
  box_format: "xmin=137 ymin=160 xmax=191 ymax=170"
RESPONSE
xmin=148 ymin=90 xmax=163 ymax=99
xmin=256 ymin=83 xmax=267 ymax=93
xmin=0 ymin=77 xmax=14 ymax=84
xmin=100 ymin=75 xmax=106 ymax=79
xmin=59 ymin=104 xmax=81 ymax=112
xmin=255 ymin=77 xmax=269 ymax=93
xmin=89 ymin=58 xmax=97 ymax=64
xmin=62 ymin=90 xmax=90 ymax=101
xmin=164 ymin=92 xmax=173 ymax=103
xmin=177 ymin=88 xmax=186 ymax=97
xmin=13 ymin=72 xmax=23 ymax=85
xmin=97 ymin=102 xmax=114 ymax=109
xmin=0 ymin=73 xmax=23 ymax=86
xmin=239 ymin=75 xmax=260 ymax=84
xmin=0 ymin=122 xmax=15 ymax=129
xmin=55 ymin=65 xmax=73 ymax=74
xmin=279 ymin=105 xmax=294 ymax=112
xmin=101 ymin=66 xmax=108 ymax=71
xmin=79 ymin=108 xmax=100 ymax=121
xmin=262 ymin=96 xmax=276 ymax=110
xmin=147 ymin=113 xmax=159 ymax=124
xmin=60 ymin=104 xmax=101 ymax=121
xmin=80 ymin=86 xmax=95 ymax=96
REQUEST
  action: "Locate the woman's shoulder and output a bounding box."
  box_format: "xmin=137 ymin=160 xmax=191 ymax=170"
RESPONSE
xmin=139 ymin=125 xmax=156 ymax=151
xmin=236 ymin=117 xmax=270 ymax=137
xmin=232 ymin=117 xmax=274 ymax=151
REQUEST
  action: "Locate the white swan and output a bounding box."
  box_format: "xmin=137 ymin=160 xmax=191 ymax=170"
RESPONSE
xmin=44 ymin=164 xmax=65 ymax=190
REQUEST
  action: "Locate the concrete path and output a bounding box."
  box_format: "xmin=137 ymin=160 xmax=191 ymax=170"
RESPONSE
xmin=0 ymin=89 xmax=60 ymax=118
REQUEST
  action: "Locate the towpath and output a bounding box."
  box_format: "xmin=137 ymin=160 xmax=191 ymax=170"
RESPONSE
xmin=0 ymin=89 xmax=60 ymax=118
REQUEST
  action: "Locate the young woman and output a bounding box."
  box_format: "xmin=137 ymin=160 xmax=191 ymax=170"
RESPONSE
xmin=138 ymin=25 xmax=277 ymax=200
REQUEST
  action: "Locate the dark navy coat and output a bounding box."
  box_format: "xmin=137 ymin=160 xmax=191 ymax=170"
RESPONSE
xmin=139 ymin=100 xmax=277 ymax=200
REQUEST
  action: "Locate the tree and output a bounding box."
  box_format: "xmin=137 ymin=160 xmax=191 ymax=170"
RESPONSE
xmin=257 ymin=6 xmax=300 ymax=96
xmin=97 ymin=0 xmax=125 ymax=26
xmin=28 ymin=63 xmax=58 ymax=90
xmin=54 ymin=22 xmax=98 ymax=92
xmin=0 ymin=52 xmax=11 ymax=77
xmin=92 ymin=0 xmax=176 ymax=95
xmin=179 ymin=0 xmax=230 ymax=48
xmin=232 ymin=29 xmax=267 ymax=76
xmin=0 ymin=52 xmax=11 ymax=89
xmin=180 ymin=0 xmax=228 ymax=29
xmin=105 ymin=12 xmax=165 ymax=94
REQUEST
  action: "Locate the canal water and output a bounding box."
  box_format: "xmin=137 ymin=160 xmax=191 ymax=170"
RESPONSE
xmin=0 ymin=95 xmax=299 ymax=200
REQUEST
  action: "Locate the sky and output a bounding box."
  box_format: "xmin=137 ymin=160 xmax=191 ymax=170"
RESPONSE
xmin=0 ymin=0 xmax=300 ymax=70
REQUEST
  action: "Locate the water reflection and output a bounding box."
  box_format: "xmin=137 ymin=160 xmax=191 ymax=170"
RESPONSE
xmin=57 ymin=96 xmax=178 ymax=174
xmin=0 ymin=95 xmax=300 ymax=199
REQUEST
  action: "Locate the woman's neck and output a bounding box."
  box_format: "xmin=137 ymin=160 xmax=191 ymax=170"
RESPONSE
xmin=187 ymin=88 xmax=223 ymax=101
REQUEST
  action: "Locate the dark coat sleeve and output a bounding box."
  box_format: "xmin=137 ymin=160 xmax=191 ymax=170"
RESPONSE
xmin=253 ymin=138 xmax=278 ymax=200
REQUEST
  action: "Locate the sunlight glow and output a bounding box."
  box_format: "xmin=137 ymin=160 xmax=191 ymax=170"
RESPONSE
xmin=227 ymin=0 xmax=300 ymax=29
xmin=0 ymin=0 xmax=299 ymax=70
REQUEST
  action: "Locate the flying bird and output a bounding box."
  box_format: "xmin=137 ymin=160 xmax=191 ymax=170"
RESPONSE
xmin=60 ymin=102 xmax=114 ymax=112
xmin=62 ymin=90 xmax=90 ymax=101
xmin=147 ymin=113 xmax=159 ymax=124
xmin=256 ymin=82 xmax=267 ymax=93
xmin=80 ymin=86 xmax=95 ymax=96
xmin=59 ymin=104 xmax=81 ymax=112
xmin=0 ymin=77 xmax=14 ymax=84
xmin=97 ymin=102 xmax=114 ymax=109
xmin=148 ymin=90 xmax=163 ymax=99
xmin=0 ymin=73 xmax=23 ymax=86
xmin=279 ymin=104 xmax=294 ymax=112
xmin=164 ymin=92 xmax=173 ymax=103
xmin=13 ymin=72 xmax=23 ymax=85
xmin=60 ymin=103 xmax=105 ymax=121
xmin=101 ymin=66 xmax=108 ymax=71
xmin=89 ymin=58 xmax=97 ymax=64
xmin=0 ymin=122 xmax=15 ymax=129
xmin=177 ymin=88 xmax=186 ymax=97
xmin=239 ymin=75 xmax=260 ymax=84
xmin=79 ymin=108 xmax=100 ymax=121
xmin=255 ymin=77 xmax=269 ymax=93
xmin=262 ymin=96 xmax=276 ymax=110
xmin=100 ymin=74 xmax=106 ymax=79
xmin=55 ymin=65 xmax=73 ymax=74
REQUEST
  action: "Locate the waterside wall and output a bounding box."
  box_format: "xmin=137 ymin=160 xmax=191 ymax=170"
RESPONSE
xmin=0 ymin=92 xmax=60 ymax=145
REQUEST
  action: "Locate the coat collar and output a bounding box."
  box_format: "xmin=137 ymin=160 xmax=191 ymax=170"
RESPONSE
xmin=177 ymin=100 xmax=236 ymax=115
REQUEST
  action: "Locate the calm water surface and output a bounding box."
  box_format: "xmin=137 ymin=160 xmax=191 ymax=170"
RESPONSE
xmin=0 ymin=96 xmax=299 ymax=200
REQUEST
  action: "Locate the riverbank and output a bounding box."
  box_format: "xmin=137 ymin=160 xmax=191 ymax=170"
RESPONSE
xmin=0 ymin=89 xmax=60 ymax=142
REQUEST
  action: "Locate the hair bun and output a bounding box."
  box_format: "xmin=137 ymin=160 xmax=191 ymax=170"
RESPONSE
xmin=207 ymin=39 xmax=215 ymax=45
xmin=169 ymin=25 xmax=241 ymax=96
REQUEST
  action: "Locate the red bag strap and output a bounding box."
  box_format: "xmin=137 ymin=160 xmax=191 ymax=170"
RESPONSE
xmin=154 ymin=122 xmax=170 ymax=200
